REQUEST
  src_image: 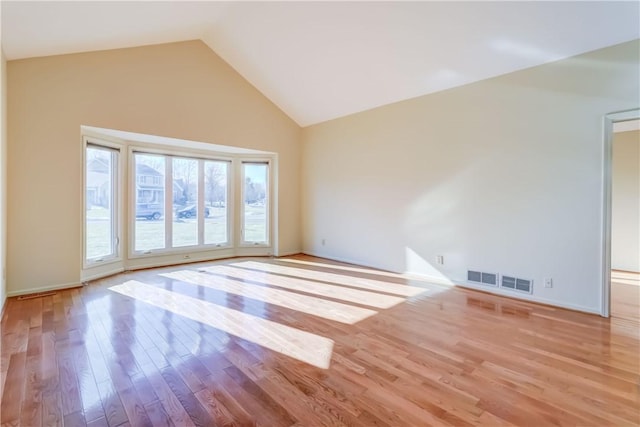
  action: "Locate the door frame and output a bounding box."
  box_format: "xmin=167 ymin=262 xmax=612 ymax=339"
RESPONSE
xmin=601 ymin=108 xmax=639 ymax=317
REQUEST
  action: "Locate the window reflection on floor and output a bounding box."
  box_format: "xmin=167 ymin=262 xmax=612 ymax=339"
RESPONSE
xmin=110 ymin=280 xmax=335 ymax=369
xmin=108 ymin=258 xmax=441 ymax=369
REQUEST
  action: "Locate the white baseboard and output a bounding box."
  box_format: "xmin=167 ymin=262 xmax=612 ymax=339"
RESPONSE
xmin=302 ymin=251 xmax=600 ymax=315
xmin=275 ymin=250 xmax=302 ymax=257
xmin=443 ymin=281 xmax=601 ymax=315
xmin=81 ymin=266 xmax=125 ymax=283
xmin=7 ymin=281 xmax=82 ymax=297
xmin=126 ymin=249 xmax=236 ymax=271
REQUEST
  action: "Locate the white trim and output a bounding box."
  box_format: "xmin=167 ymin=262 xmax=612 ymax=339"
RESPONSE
xmin=234 ymin=246 xmax=273 ymax=257
xmin=81 ymin=265 xmax=125 ymax=282
xmin=126 ymin=248 xmax=237 ymax=271
xmin=165 ymin=155 xmax=173 ymax=249
xmin=128 ymin=151 xmax=269 ymax=258
xmin=198 ymin=160 xmax=205 ymax=246
xmin=7 ymin=281 xmax=81 ymax=298
xmin=613 ymin=119 xmax=640 ymax=133
xmin=601 ymin=109 xmax=640 ymax=318
xmin=272 ymin=155 xmax=279 ymax=256
xmin=240 ymin=159 xmax=272 ymax=247
xmin=82 ymin=137 xmax=124 ymax=273
xmin=454 ymin=282 xmax=600 ymax=315
xmin=81 ymin=125 xmax=269 ymax=155
xmin=275 ymin=250 xmax=302 ymax=257
xmin=127 ymin=243 xmax=234 ymax=260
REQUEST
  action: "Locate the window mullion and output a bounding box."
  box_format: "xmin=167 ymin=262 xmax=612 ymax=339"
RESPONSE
xmin=111 ymin=151 xmax=119 ymax=257
xmin=198 ymin=159 xmax=205 ymax=246
xmin=165 ymin=157 xmax=173 ymax=249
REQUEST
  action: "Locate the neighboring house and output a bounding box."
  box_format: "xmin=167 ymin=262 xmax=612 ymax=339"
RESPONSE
xmin=86 ymin=158 xmax=110 ymax=208
xmin=88 ymin=161 xmax=193 ymax=219
xmin=135 ymin=164 xmax=165 ymax=219
xmin=136 ymin=164 xmax=164 ymax=206
xmin=136 ymin=167 xmax=190 ymax=206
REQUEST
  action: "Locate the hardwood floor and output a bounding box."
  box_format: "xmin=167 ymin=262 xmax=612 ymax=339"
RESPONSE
xmin=612 ymin=270 xmax=640 ymax=323
xmin=1 ymin=255 xmax=639 ymax=426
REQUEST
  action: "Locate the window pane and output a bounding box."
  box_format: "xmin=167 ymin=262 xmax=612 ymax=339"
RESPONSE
xmin=173 ymin=157 xmax=198 ymax=247
xmin=243 ymin=163 xmax=268 ymax=243
xmin=86 ymin=147 xmax=116 ymax=260
xmin=204 ymin=161 xmax=228 ymax=245
xmin=135 ymin=154 xmax=165 ymax=251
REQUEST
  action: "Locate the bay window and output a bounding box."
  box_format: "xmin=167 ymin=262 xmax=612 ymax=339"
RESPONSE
xmin=83 ymin=128 xmax=274 ymax=280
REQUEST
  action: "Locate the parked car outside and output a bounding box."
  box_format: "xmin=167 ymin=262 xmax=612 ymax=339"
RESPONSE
xmin=176 ymin=205 xmax=210 ymax=219
xmin=136 ymin=203 xmax=163 ymax=220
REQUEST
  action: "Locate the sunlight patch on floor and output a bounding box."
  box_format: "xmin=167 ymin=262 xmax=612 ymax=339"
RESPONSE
xmin=109 ymin=280 xmax=335 ymax=369
xmin=160 ymin=270 xmax=378 ymax=324
xmin=230 ymin=261 xmax=426 ymax=297
xmin=199 ymin=265 xmax=405 ymax=309
xmin=278 ymin=258 xmax=406 ymax=278
xmin=280 ymin=257 xmax=456 ymax=287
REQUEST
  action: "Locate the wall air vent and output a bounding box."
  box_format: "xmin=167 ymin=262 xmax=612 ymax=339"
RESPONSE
xmin=467 ymin=270 xmax=498 ymax=286
xmin=501 ymin=275 xmax=533 ymax=294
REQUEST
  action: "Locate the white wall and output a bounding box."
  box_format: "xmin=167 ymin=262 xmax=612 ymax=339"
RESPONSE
xmin=7 ymin=41 xmax=301 ymax=295
xmin=302 ymin=40 xmax=640 ymax=314
xmin=612 ymin=130 xmax=640 ymax=272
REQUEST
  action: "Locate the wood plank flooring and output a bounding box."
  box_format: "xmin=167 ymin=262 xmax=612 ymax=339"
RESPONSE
xmin=612 ymin=270 xmax=640 ymax=323
xmin=1 ymin=255 xmax=639 ymax=426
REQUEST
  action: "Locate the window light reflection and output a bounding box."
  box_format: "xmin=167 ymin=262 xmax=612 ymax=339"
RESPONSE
xmin=278 ymin=257 xmax=454 ymax=287
xmin=109 ymin=280 xmax=334 ymax=369
xmin=160 ymin=270 xmax=378 ymax=324
xmin=230 ymin=261 xmax=426 ymax=297
xmin=279 ymin=257 xmax=411 ymax=278
xmin=200 ymin=265 xmax=405 ymax=309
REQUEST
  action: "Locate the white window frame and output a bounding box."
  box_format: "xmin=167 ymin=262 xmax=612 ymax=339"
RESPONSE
xmin=129 ymin=146 xmax=240 ymax=258
xmin=171 ymin=156 xmax=200 ymax=249
xmin=131 ymin=151 xmax=168 ymax=254
xmin=240 ymin=159 xmax=271 ymax=247
xmin=82 ymin=137 xmax=124 ymax=275
xmin=81 ymin=127 xmax=276 ymax=278
xmin=203 ymin=159 xmax=233 ymax=248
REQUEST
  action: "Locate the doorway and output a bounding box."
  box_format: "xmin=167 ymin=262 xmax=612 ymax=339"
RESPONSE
xmin=602 ymin=110 xmax=640 ymax=318
xmin=610 ymin=118 xmax=640 ymax=321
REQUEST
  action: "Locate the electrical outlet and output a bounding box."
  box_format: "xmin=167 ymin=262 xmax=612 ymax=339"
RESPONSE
xmin=321 ymin=239 xmax=326 ymax=246
xmin=544 ymin=278 xmax=553 ymax=288
xmin=436 ymin=255 xmax=444 ymax=265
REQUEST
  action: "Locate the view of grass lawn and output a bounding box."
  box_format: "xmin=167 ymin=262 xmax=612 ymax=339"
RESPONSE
xmin=86 ymin=205 xmax=266 ymax=259
xmin=86 ymin=219 xmax=112 ymax=259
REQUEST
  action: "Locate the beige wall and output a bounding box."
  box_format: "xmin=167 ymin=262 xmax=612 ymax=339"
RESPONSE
xmin=7 ymin=40 xmax=301 ymax=294
xmin=612 ymin=130 xmax=640 ymax=272
xmin=302 ymin=40 xmax=640 ymax=313
xmin=1 ymin=49 xmax=6 ymax=311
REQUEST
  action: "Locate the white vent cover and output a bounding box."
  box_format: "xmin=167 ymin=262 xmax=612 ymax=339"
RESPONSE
xmin=501 ymin=275 xmax=533 ymax=293
xmin=468 ymin=270 xmax=498 ymax=286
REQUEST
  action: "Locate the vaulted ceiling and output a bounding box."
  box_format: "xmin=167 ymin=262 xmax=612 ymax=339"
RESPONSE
xmin=2 ymin=1 xmax=639 ymax=126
